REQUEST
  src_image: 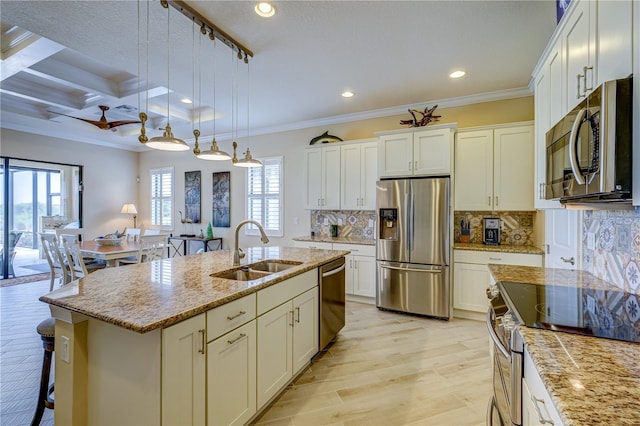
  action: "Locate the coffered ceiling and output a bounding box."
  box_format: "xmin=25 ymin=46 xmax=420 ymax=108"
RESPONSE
xmin=0 ymin=1 xmax=557 ymax=152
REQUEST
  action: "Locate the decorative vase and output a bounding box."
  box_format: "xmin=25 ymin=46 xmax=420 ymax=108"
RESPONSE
xmin=206 ymin=223 xmax=214 ymax=239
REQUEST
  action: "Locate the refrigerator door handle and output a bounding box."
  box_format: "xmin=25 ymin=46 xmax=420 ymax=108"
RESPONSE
xmin=409 ymin=188 xmax=415 ymax=254
xmin=380 ymin=264 xmax=443 ymax=274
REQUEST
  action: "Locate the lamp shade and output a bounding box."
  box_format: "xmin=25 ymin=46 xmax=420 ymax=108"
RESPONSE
xmin=121 ymin=204 xmax=138 ymax=215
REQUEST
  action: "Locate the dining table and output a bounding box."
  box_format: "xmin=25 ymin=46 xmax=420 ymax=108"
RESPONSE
xmin=79 ymin=240 xmax=141 ymax=267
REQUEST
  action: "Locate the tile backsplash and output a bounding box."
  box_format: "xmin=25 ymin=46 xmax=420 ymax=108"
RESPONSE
xmin=310 ymin=210 xmax=377 ymax=240
xmin=453 ymin=211 xmax=536 ymax=246
xmin=583 ymin=207 xmax=640 ymax=293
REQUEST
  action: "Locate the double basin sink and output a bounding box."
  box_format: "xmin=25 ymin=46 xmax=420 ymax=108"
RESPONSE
xmin=211 ymin=259 xmax=303 ymax=281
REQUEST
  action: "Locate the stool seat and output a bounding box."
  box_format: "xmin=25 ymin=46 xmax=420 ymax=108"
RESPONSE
xmin=32 ymin=317 xmax=55 ymax=426
xmin=36 ymin=317 xmax=55 ymax=338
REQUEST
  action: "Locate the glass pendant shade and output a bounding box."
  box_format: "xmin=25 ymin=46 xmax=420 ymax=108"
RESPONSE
xmin=197 ymin=138 xmax=231 ymax=160
xmin=147 ymin=123 xmax=190 ymax=151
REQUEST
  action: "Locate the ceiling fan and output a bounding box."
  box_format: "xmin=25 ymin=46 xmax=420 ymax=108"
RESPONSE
xmin=50 ymin=105 xmax=141 ymax=130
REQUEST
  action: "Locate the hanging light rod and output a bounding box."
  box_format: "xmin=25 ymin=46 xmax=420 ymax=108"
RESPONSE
xmin=162 ymin=0 xmax=254 ymax=61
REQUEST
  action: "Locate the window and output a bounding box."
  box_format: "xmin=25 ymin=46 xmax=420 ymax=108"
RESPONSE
xmin=246 ymin=157 xmax=283 ymax=237
xmin=150 ymin=167 xmax=174 ymax=230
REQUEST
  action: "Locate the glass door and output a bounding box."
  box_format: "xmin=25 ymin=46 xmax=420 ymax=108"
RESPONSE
xmin=1 ymin=157 xmax=82 ymax=280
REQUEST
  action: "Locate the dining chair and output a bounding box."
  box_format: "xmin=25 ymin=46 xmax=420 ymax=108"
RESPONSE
xmin=3 ymin=231 xmax=23 ymax=277
xmin=124 ymin=228 xmax=142 ymax=242
xmin=116 ymin=234 xmax=167 ymax=266
xmin=39 ymin=233 xmax=70 ymax=291
xmin=58 ymin=234 xmax=104 ymax=278
xmin=55 ymin=228 xmax=83 ymax=241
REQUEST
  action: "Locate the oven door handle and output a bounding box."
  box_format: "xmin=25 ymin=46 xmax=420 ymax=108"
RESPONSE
xmin=486 ymin=309 xmax=510 ymax=358
xmin=568 ymin=108 xmax=587 ymax=185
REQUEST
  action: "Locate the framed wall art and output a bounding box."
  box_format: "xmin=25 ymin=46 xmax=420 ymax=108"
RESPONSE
xmin=185 ymin=170 xmax=201 ymax=223
xmin=212 ymin=171 xmax=230 ymax=228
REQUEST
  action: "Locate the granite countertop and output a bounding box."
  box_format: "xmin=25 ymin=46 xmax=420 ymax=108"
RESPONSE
xmin=293 ymin=235 xmax=376 ymax=246
xmin=40 ymin=246 xmax=348 ymax=334
xmin=453 ymin=242 xmax=544 ymax=255
xmin=489 ymin=264 xmax=640 ymax=426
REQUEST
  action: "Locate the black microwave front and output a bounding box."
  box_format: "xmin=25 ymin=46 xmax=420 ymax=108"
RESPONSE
xmin=545 ymin=77 xmax=633 ymax=204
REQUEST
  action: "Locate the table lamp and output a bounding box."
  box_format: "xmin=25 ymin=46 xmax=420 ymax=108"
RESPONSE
xmin=121 ymin=204 xmax=138 ymax=228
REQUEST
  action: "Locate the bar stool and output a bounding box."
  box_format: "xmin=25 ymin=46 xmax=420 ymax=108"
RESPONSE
xmin=31 ymin=317 xmax=55 ymax=426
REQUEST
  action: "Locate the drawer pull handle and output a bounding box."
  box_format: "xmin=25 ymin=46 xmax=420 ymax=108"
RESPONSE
xmin=198 ymin=329 xmax=206 ymax=354
xmin=561 ymin=256 xmax=575 ymax=266
xmin=488 ymin=257 xmax=502 ymax=261
xmin=295 ymin=307 xmax=301 ymax=323
xmin=227 ymin=310 xmax=246 ymax=321
xmin=531 ymin=396 xmax=555 ymax=425
xmin=227 ymin=333 xmax=247 ymax=346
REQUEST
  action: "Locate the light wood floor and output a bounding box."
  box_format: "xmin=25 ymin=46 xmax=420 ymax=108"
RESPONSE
xmin=253 ymin=302 xmax=491 ymax=426
xmin=0 ymin=280 xmax=490 ymax=426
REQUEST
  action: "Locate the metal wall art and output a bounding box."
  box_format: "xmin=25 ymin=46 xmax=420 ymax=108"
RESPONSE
xmin=212 ymin=171 xmax=231 ymax=228
xmin=400 ymin=105 xmax=441 ymax=127
xmin=185 ymin=171 xmax=201 ymax=223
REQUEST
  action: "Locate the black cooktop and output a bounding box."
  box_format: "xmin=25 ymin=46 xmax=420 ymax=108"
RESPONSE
xmin=499 ymin=281 xmax=640 ymax=344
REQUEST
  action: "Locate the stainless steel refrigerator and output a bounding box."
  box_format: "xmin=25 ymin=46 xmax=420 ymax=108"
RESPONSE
xmin=376 ymin=177 xmax=450 ymax=319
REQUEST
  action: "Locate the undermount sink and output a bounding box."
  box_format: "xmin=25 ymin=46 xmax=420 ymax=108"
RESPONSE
xmin=211 ymin=268 xmax=272 ymax=281
xmin=248 ymin=260 xmax=303 ymax=273
xmin=210 ymin=260 xmax=303 ymax=281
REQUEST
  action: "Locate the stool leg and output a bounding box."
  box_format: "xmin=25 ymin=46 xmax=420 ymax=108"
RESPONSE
xmin=31 ymin=337 xmax=54 ymax=426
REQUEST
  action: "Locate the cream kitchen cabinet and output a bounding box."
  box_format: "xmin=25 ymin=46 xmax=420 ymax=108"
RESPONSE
xmin=533 ymin=37 xmax=563 ymax=209
xmin=256 ymin=270 xmax=318 ymax=407
xmin=523 ymin=349 xmax=564 ymax=426
xmin=207 ymin=320 xmax=256 ymax=426
xmin=305 ymin=145 xmax=341 ymax=210
xmin=377 ymin=125 xmax=454 ymax=178
xmin=341 ymin=141 xmax=378 ymax=210
xmin=162 ymin=314 xmax=206 ymax=426
xmin=293 ymin=240 xmax=333 ymax=250
xmin=333 ymin=243 xmax=376 ymax=298
xmin=563 ymin=0 xmax=632 ymax=112
xmin=453 ymin=250 xmax=542 ymax=320
xmin=455 ymin=124 xmax=534 ymax=211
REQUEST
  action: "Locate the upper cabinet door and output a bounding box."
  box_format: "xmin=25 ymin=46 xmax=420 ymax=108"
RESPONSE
xmin=304 ymin=148 xmax=323 ymax=209
xmin=596 ymin=0 xmax=633 ymax=84
xmin=564 ymin=0 xmax=595 ymax=111
xmin=378 ymin=133 xmax=413 ymax=177
xmin=493 ymin=125 xmax=535 ymax=211
xmin=340 ymin=144 xmax=362 ymax=210
xmin=360 ymin=142 xmax=378 ymax=210
xmin=454 ymin=130 xmax=494 ymax=211
xmin=321 ymin=146 xmax=341 ymax=210
xmin=413 ymin=128 xmax=452 ymax=176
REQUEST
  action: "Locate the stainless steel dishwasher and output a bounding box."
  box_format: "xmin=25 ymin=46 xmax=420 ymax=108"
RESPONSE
xmin=319 ymin=257 xmax=346 ymax=350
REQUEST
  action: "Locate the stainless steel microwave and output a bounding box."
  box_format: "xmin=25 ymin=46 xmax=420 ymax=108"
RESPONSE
xmin=545 ymin=77 xmax=633 ymax=204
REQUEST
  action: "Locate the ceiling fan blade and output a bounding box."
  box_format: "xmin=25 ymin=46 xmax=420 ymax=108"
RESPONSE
xmin=48 ymin=111 xmax=109 ymax=129
xmin=107 ymin=120 xmax=143 ymax=129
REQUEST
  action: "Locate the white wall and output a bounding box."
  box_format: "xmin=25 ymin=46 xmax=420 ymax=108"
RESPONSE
xmin=2 ymin=96 xmax=535 ymax=250
xmin=1 ymin=129 xmax=139 ymax=239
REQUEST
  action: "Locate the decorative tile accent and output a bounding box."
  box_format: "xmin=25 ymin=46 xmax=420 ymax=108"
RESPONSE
xmin=453 ymin=211 xmax=536 ymax=246
xmin=310 ymin=210 xmax=377 ymax=240
xmin=583 ymin=207 xmax=640 ymax=294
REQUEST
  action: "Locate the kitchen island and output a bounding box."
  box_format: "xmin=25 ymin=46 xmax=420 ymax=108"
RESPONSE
xmin=40 ymin=246 xmax=348 ymax=426
xmin=489 ymin=264 xmax=640 ymax=426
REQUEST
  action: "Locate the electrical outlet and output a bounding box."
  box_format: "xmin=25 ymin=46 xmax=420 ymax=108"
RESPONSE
xmin=338 ymin=218 xmax=343 ymax=226
xmin=293 ymin=217 xmax=298 ymax=225
xmin=587 ymin=232 xmax=596 ymax=250
xmin=323 ymin=218 xmax=329 ymax=225
xmin=61 ymin=336 xmax=70 ymax=363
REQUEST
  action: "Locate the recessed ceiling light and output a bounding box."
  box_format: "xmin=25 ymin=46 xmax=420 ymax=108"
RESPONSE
xmin=341 ymin=91 xmax=355 ymax=98
xmin=449 ymin=70 xmax=466 ymax=79
xmin=255 ymin=2 xmax=276 ymax=18
xmin=181 ymin=98 xmax=193 ymax=104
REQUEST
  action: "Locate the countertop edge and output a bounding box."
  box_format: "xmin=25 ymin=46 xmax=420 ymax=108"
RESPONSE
xmin=40 ymin=249 xmax=349 ymax=333
xmin=453 ymin=242 xmax=544 ymax=255
xmin=292 ymin=236 xmax=376 ymax=246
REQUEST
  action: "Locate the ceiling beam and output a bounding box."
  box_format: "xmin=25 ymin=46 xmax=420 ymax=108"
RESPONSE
xmin=1 ymin=32 xmax=64 ymax=81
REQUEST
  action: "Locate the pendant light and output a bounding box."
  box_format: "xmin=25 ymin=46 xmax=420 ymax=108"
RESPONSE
xmin=146 ymin=2 xmax=189 ymax=151
xmin=233 ymin=51 xmax=262 ymax=168
xmin=196 ymin=33 xmax=231 ymax=161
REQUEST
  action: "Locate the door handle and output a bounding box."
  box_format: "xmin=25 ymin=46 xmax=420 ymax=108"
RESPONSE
xmin=295 ymin=307 xmax=300 ymax=323
xmin=227 ymin=333 xmax=246 ymax=346
xmin=561 ymin=256 xmax=575 ymax=266
xmin=531 ymin=396 xmax=555 ymax=425
xmin=583 ymin=65 xmax=593 ymax=92
xmin=380 ymin=264 xmax=442 ymax=273
xmin=568 ymin=108 xmax=587 ymax=185
xmin=576 ymin=73 xmax=584 ymax=99
xmin=198 ymin=329 xmax=205 ymax=354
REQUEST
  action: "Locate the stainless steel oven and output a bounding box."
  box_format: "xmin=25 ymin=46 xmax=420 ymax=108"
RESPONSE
xmin=486 ymin=285 xmax=523 ymax=426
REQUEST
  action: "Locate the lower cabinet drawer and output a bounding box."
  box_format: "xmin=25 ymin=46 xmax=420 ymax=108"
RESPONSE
xmin=207 ymin=294 xmax=256 ymax=342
